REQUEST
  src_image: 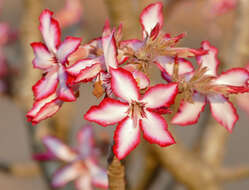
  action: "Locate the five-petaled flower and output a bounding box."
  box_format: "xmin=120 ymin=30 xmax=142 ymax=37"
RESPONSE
xmin=27 ymin=9 xmax=81 ymax=124
xmin=160 ymin=41 xmax=249 ymax=132
xmin=34 ymin=125 xmax=108 ymax=190
xmin=119 ymin=2 xmax=204 ymax=77
xmin=84 ymin=68 xmax=177 ymax=159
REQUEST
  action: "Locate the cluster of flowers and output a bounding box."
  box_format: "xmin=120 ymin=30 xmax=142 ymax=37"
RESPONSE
xmin=34 ymin=125 xmax=108 ymax=190
xmin=27 ymin=2 xmax=249 ymax=162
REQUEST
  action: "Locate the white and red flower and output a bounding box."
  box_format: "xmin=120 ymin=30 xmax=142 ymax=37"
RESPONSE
xmin=119 ymin=2 xmax=204 ymax=73
xmin=85 ymin=68 xmax=177 ymax=159
xmin=34 ymin=125 xmax=108 ymax=190
xmin=27 ymin=9 xmax=81 ymax=124
xmin=67 ymin=22 xmax=149 ymax=97
xmin=166 ymin=41 xmax=249 ymax=132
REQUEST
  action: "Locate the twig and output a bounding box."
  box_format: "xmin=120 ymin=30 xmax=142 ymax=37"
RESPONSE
xmin=217 ymin=166 xmax=249 ymax=182
xmin=0 ymin=161 xmax=40 ymax=177
xmin=200 ymin=119 xmax=229 ymax=167
xmin=151 ymin=143 xmax=221 ymax=190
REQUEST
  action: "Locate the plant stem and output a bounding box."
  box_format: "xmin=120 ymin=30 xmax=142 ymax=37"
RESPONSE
xmin=107 ymin=154 xmax=126 ymax=190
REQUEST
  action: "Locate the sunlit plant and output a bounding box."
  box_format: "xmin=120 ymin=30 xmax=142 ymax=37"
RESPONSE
xmin=27 ymin=1 xmax=249 ymax=188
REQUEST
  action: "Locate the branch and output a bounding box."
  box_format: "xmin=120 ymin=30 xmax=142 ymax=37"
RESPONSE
xmin=225 ymin=0 xmax=249 ymax=67
xmin=151 ymin=143 xmax=221 ymax=190
xmin=0 ymin=162 xmax=40 ymax=177
xmin=200 ymin=119 xmax=229 ymax=167
xmin=217 ymin=166 xmax=249 ymax=182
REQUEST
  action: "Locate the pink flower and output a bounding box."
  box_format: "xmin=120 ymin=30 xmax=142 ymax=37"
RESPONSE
xmin=55 ymin=0 xmax=82 ymax=28
xmin=161 ymin=41 xmax=249 ymax=132
xmin=119 ymin=2 xmax=204 ymax=74
xmin=67 ymin=21 xmax=149 ymax=97
xmin=67 ymin=26 xmax=117 ymax=81
xmin=27 ymin=9 xmax=81 ymax=124
xmin=36 ymin=126 xmax=108 ymax=190
xmin=85 ymin=68 xmax=177 ymax=159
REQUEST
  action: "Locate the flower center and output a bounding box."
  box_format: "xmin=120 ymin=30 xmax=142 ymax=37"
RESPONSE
xmin=128 ymin=101 xmax=146 ymax=128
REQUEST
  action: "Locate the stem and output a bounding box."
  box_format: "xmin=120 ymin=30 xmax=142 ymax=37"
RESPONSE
xmin=107 ymin=154 xmax=126 ymax=190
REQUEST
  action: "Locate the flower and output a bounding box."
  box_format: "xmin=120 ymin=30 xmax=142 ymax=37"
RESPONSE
xmin=67 ymin=22 xmax=149 ymax=97
xmin=118 ymin=2 xmax=204 ymax=77
xmin=27 ymin=9 xmax=81 ymax=124
xmin=85 ymin=68 xmax=177 ymax=159
xmin=161 ymin=41 xmax=249 ymax=132
xmin=35 ymin=125 xmax=108 ymax=189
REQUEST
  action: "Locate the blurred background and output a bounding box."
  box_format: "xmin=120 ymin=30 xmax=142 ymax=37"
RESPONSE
xmin=0 ymin=0 xmax=249 ymax=189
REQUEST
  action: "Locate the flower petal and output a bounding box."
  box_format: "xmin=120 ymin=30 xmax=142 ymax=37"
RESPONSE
xmin=139 ymin=2 xmax=163 ymax=39
xmin=52 ymin=163 xmax=82 ymax=188
xmin=31 ymin=42 xmax=54 ymax=70
xmin=102 ymin=20 xmax=111 ymax=37
xmin=32 ymin=152 xmax=55 ymax=161
xmin=196 ymin=41 xmax=220 ymax=76
xmin=42 ymin=136 xmax=78 ymax=161
xmin=58 ymin=65 xmax=76 ymax=101
xmin=32 ymin=69 xmax=58 ymax=100
xmin=113 ymin=117 xmax=140 ymax=160
xmin=74 ymin=63 xmax=102 ymax=83
xmin=75 ymin=175 xmax=93 ymax=190
xmin=84 ymin=98 xmax=129 ymax=126
xmin=171 ymin=93 xmax=207 ymax=126
xmin=142 ymin=83 xmax=178 ymax=109
xmin=214 ymin=68 xmax=249 ymax=86
xmin=102 ymin=32 xmax=118 ymax=71
xmin=26 ymin=95 xmax=62 ymax=125
xmin=39 ymin=9 xmax=61 ymax=52
xmin=57 ymin=36 xmax=81 ymax=64
xmin=207 ymin=94 xmax=238 ymax=132
xmin=141 ymin=110 xmax=175 ymax=146
xmin=155 ymin=56 xmax=194 ymax=76
xmin=67 ymin=58 xmax=102 ymax=76
xmin=120 ymin=39 xmax=144 ymax=52
xmin=122 ymin=64 xmax=150 ymax=89
xmin=86 ymin=160 xmax=108 ymax=189
xmin=110 ymin=68 xmax=139 ymax=102
xmin=77 ymin=125 xmax=94 ymax=158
